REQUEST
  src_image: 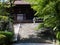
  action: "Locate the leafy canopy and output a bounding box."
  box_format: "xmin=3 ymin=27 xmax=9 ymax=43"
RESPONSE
xmin=26 ymin=0 xmax=60 ymax=40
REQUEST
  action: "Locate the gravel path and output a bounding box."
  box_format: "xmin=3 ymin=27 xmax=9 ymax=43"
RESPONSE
xmin=13 ymin=23 xmax=53 ymax=43
xmin=13 ymin=23 xmax=38 ymax=40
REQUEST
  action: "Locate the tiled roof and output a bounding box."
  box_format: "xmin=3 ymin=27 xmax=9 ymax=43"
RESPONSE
xmin=7 ymin=0 xmax=37 ymax=5
xmin=14 ymin=1 xmax=30 ymax=5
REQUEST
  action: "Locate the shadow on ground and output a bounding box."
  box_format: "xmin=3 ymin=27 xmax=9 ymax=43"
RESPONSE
xmin=16 ymin=33 xmax=54 ymax=43
xmin=14 ymin=27 xmax=55 ymax=44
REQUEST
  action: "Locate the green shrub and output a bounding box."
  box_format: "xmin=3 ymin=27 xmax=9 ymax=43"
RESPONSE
xmin=0 ymin=16 xmax=8 ymax=22
xmin=0 ymin=34 xmax=6 ymax=45
xmin=0 ymin=31 xmax=13 ymax=45
xmin=0 ymin=16 xmax=13 ymax=31
xmin=56 ymin=32 xmax=60 ymax=40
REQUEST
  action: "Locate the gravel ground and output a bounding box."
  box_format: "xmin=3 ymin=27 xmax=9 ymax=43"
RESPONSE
xmin=13 ymin=23 xmax=38 ymax=39
xmin=13 ymin=23 xmax=54 ymax=43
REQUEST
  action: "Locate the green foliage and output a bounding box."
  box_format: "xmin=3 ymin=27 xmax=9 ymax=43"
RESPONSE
xmin=0 ymin=16 xmax=8 ymax=22
xmin=0 ymin=34 xmax=6 ymax=45
xmin=0 ymin=0 xmax=14 ymax=45
xmin=0 ymin=31 xmax=13 ymax=45
xmin=0 ymin=0 xmax=14 ymax=16
xmin=0 ymin=3 xmax=10 ymax=16
xmin=0 ymin=31 xmax=13 ymax=38
xmin=56 ymin=32 xmax=60 ymax=40
xmin=0 ymin=16 xmax=12 ymax=31
xmin=26 ymin=0 xmax=60 ymax=41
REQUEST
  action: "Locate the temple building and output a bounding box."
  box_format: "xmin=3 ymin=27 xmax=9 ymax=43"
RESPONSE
xmin=10 ymin=0 xmax=36 ymax=23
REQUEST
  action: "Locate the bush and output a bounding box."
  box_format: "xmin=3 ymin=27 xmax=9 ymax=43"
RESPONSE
xmin=0 ymin=31 xmax=13 ymax=45
xmin=0 ymin=16 xmax=8 ymax=22
xmin=0 ymin=16 xmax=13 ymax=31
xmin=56 ymin=32 xmax=60 ymax=41
xmin=0 ymin=34 xmax=6 ymax=45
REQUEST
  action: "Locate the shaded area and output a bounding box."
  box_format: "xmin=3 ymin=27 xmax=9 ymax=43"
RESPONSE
xmin=12 ymin=43 xmax=54 ymax=45
xmin=18 ymin=38 xmax=53 ymax=43
xmin=16 ymin=29 xmax=54 ymax=43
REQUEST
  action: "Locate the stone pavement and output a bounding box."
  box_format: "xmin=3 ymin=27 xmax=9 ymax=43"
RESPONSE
xmin=12 ymin=43 xmax=54 ymax=45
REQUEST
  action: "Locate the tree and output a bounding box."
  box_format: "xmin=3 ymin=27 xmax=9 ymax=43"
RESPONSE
xmin=0 ymin=0 xmax=13 ymax=31
xmin=26 ymin=0 xmax=60 ymax=43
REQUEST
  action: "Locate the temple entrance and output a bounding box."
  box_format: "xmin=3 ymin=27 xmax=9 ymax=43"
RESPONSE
xmin=12 ymin=0 xmax=54 ymax=43
xmin=11 ymin=5 xmax=35 ymax=23
xmin=17 ymin=14 xmax=24 ymax=21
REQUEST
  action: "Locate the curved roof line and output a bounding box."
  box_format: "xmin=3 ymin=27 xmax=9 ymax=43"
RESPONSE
xmin=14 ymin=1 xmax=30 ymax=5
